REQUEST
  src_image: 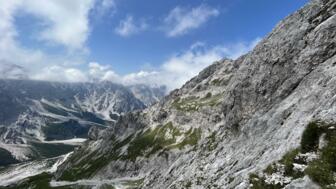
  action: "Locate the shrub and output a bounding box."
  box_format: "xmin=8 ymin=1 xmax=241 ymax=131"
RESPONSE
xmin=322 ymin=131 xmax=336 ymax=171
xmin=279 ymin=149 xmax=302 ymax=177
xmin=304 ymin=122 xmax=336 ymax=187
xmin=305 ymin=159 xmax=335 ymax=186
xmin=301 ymin=122 xmax=321 ymax=153
xmin=264 ymin=163 xmax=277 ymax=175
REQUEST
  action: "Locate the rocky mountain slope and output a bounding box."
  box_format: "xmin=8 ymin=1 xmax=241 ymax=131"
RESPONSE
xmin=0 ymin=79 xmax=154 ymax=165
xmin=128 ymin=85 xmax=167 ymax=107
xmin=3 ymin=0 xmax=336 ymax=188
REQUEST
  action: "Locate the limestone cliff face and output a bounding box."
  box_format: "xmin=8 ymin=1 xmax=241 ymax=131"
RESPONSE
xmin=55 ymin=0 xmax=336 ymax=188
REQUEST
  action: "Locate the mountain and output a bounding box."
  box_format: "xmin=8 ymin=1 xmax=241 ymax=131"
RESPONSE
xmin=128 ymin=84 xmax=167 ymax=106
xmin=0 ymin=79 xmax=147 ymax=165
xmin=3 ymin=0 xmax=336 ymax=188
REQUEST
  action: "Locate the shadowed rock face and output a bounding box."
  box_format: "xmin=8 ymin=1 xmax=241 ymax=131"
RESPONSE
xmin=20 ymin=0 xmax=336 ymax=188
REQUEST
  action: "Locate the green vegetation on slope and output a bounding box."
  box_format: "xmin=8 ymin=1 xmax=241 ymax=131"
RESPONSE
xmin=124 ymin=122 xmax=182 ymax=161
xmin=211 ymin=79 xmax=223 ymax=86
xmin=304 ymin=123 xmax=336 ymax=187
xmin=249 ymin=121 xmax=336 ymax=189
xmin=59 ymin=122 xmax=202 ymax=181
xmin=300 ymin=122 xmax=321 ymax=153
xmin=172 ymin=94 xmax=222 ymax=112
xmin=0 ymin=172 xmax=70 ymax=189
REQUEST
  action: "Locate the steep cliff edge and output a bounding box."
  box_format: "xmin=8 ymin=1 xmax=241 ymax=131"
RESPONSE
xmin=7 ymin=0 xmax=336 ymax=188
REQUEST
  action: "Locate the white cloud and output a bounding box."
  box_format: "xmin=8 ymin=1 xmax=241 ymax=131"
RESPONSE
xmin=30 ymin=0 xmax=94 ymax=50
xmin=119 ymin=38 xmax=261 ymax=89
xmin=22 ymin=38 xmax=260 ymax=88
xmin=94 ymin=0 xmax=116 ymax=16
xmin=2 ymin=0 xmax=96 ymax=50
xmin=0 ymin=0 xmax=115 ymax=82
xmin=0 ymin=0 xmax=50 ymax=73
xmin=115 ymin=15 xmax=147 ymax=37
xmin=163 ymin=4 xmax=219 ymax=37
xmin=32 ymin=66 xmax=88 ymax=83
xmin=0 ymin=0 xmax=260 ymax=91
xmin=88 ymin=62 xmax=112 ymax=80
xmin=61 ymin=38 xmax=259 ymax=90
xmin=0 ymin=0 xmax=116 ymax=63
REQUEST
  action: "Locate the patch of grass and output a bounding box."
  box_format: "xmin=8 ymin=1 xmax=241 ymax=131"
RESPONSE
xmin=172 ymin=94 xmax=222 ymax=112
xmin=185 ymin=181 xmax=192 ymax=188
xmin=59 ymin=153 xmax=109 ymax=181
xmin=322 ymin=129 xmax=336 ymax=171
xmin=279 ymin=149 xmax=302 ymax=178
xmin=125 ymin=123 xmax=202 ymax=161
xmin=211 ymin=79 xmax=222 ymax=86
xmin=249 ymin=173 xmax=282 ymax=189
xmin=264 ymin=163 xmax=277 ymax=175
xmin=59 ymin=136 xmax=131 ymax=181
xmin=172 ymin=96 xmax=200 ymax=112
xmin=207 ymin=94 xmax=223 ymax=106
xmin=249 ymin=121 xmax=336 ymax=188
xmin=305 ymin=159 xmax=335 ymax=186
xmin=305 ymin=123 xmax=336 ymax=187
xmin=60 ymin=123 xmax=202 ymax=181
xmin=169 ymin=128 xmax=201 ymax=150
xmin=123 ymin=122 xmax=183 ymax=161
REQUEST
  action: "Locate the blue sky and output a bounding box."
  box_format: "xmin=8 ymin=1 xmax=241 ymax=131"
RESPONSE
xmin=0 ymin=0 xmax=308 ymax=89
xmin=88 ymin=0 xmax=308 ymax=74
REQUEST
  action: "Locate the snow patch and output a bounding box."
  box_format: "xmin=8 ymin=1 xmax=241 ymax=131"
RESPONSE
xmin=42 ymin=138 xmax=87 ymax=145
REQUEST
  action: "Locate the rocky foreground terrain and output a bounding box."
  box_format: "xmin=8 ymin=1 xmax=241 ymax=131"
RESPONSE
xmin=2 ymin=0 xmax=336 ymax=188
